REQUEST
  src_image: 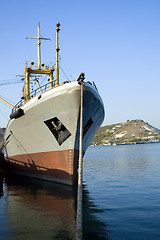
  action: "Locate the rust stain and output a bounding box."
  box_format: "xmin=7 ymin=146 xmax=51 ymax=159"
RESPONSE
xmin=4 ymin=149 xmax=79 ymax=185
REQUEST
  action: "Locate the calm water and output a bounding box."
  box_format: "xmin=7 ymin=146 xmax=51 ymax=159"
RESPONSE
xmin=1 ymin=143 xmax=160 ymax=239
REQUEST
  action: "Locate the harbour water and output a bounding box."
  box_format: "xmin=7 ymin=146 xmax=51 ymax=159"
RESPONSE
xmin=1 ymin=143 xmax=160 ymax=239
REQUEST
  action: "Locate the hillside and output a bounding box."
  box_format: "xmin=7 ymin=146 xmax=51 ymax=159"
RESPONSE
xmin=91 ymin=119 xmax=160 ymax=145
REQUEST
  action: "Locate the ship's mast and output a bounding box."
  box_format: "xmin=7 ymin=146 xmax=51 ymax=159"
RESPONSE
xmin=37 ymin=23 xmax=41 ymax=69
xmin=27 ymin=22 xmax=50 ymax=70
xmin=56 ymin=22 xmax=60 ymax=86
xmin=24 ymin=23 xmax=57 ymax=102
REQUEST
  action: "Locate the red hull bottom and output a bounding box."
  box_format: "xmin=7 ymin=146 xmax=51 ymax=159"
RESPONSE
xmin=4 ymin=149 xmax=79 ymax=186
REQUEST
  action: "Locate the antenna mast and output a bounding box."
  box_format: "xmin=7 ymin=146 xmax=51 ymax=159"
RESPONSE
xmin=24 ymin=23 xmax=55 ymax=102
xmin=27 ymin=22 xmax=50 ymax=69
xmin=56 ymin=22 xmax=60 ymax=86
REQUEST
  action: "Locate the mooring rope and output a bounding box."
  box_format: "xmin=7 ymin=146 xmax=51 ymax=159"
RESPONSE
xmin=76 ymin=82 xmax=84 ymax=240
xmin=0 ymin=127 xmax=4 ymax=151
xmin=0 ymin=119 xmax=11 ymax=149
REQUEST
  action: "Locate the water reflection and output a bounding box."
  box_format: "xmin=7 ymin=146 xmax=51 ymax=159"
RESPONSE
xmin=0 ymin=174 xmax=108 ymax=240
xmin=82 ymin=185 xmax=109 ymax=240
xmin=4 ymin=175 xmax=76 ymax=240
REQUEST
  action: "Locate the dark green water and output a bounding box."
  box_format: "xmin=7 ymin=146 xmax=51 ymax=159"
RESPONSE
xmin=1 ymin=143 xmax=160 ymax=239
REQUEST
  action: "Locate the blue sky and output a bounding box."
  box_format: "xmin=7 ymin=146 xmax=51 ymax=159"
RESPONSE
xmin=0 ymin=0 xmax=160 ymax=128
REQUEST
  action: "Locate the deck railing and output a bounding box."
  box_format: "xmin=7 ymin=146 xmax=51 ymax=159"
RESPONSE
xmin=12 ymin=82 xmax=52 ymax=113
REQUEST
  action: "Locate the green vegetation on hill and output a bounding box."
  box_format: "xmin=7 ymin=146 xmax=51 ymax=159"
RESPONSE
xmin=91 ymin=125 xmax=115 ymax=145
xmin=91 ymin=119 xmax=160 ymax=146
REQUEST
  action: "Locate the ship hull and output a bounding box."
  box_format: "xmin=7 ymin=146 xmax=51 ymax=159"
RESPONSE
xmin=3 ymin=82 xmax=104 ymax=185
xmin=4 ymin=149 xmax=78 ymax=185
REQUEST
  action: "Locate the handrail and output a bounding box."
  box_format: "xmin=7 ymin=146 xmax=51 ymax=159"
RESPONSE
xmin=12 ymin=81 xmax=52 ymax=113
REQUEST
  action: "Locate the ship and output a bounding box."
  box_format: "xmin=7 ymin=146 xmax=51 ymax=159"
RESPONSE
xmin=2 ymin=23 xmax=105 ymax=186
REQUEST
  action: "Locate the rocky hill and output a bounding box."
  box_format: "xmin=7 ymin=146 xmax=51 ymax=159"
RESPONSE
xmin=91 ymin=119 xmax=160 ymax=145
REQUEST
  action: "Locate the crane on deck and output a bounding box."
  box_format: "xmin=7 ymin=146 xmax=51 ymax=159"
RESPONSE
xmin=0 ymin=79 xmax=23 ymax=109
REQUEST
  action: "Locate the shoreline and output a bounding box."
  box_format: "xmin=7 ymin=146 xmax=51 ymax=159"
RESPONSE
xmin=90 ymin=141 xmax=160 ymax=147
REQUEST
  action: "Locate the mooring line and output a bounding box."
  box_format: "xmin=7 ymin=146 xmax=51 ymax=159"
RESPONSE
xmin=76 ymin=82 xmax=84 ymax=240
xmin=0 ymin=119 xmax=11 ymax=149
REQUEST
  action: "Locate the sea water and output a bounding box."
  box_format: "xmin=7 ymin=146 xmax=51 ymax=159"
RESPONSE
xmin=1 ymin=143 xmax=160 ymax=239
xmin=83 ymin=143 xmax=160 ymax=240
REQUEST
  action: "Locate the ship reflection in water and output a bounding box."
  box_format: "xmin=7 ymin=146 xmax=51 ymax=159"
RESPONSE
xmin=0 ymin=174 xmax=108 ymax=240
xmin=2 ymin=175 xmax=76 ymax=240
